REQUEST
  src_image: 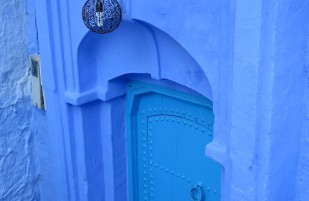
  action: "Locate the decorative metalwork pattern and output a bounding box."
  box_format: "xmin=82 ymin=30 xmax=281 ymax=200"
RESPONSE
xmin=82 ymin=0 xmax=122 ymax=34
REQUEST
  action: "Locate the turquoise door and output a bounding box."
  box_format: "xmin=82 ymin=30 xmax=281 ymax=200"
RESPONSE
xmin=128 ymin=84 xmax=221 ymax=201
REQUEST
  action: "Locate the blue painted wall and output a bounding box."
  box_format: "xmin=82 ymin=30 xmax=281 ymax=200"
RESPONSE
xmin=3 ymin=1 xmax=309 ymax=200
xmin=0 ymin=0 xmax=47 ymax=200
xmin=296 ymin=16 xmax=309 ymax=201
xmin=32 ymin=0 xmax=309 ymax=201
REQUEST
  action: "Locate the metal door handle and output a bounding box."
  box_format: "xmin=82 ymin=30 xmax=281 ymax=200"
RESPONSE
xmin=190 ymin=185 xmax=204 ymax=201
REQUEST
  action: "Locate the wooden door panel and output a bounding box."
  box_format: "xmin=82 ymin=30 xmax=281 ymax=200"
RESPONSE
xmin=134 ymin=92 xmax=221 ymax=201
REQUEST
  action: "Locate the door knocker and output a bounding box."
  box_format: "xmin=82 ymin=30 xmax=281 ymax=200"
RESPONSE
xmin=190 ymin=185 xmax=204 ymax=201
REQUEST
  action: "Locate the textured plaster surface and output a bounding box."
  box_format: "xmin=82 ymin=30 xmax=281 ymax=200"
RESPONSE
xmin=296 ymin=16 xmax=309 ymax=201
xmin=0 ymin=0 xmax=43 ymax=200
xmin=34 ymin=0 xmax=309 ymax=200
xmin=1 ymin=0 xmax=308 ymax=200
xmin=263 ymin=1 xmax=308 ymax=200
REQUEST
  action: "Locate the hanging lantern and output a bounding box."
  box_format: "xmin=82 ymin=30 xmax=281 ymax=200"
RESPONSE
xmin=82 ymin=0 xmax=122 ymax=34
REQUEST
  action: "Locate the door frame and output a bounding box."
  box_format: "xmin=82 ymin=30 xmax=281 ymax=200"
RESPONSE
xmin=126 ymin=80 xmax=214 ymax=201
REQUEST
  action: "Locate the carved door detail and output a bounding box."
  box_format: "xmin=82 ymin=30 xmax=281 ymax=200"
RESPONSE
xmin=133 ymin=92 xmax=221 ymax=201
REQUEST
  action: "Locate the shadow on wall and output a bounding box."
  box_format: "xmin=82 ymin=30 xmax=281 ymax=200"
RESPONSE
xmin=77 ymin=20 xmax=212 ymax=102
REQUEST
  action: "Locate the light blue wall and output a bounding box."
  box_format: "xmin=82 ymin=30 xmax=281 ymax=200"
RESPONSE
xmin=296 ymin=16 xmax=309 ymax=201
xmin=0 ymin=0 xmax=47 ymax=200
xmin=34 ymin=0 xmax=309 ymax=201
xmin=254 ymin=1 xmax=308 ymax=200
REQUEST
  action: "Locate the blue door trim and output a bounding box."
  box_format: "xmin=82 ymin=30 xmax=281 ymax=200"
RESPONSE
xmin=126 ymin=80 xmax=214 ymax=201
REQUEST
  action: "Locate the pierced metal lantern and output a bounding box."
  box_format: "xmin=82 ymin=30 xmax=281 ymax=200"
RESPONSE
xmin=82 ymin=0 xmax=122 ymax=34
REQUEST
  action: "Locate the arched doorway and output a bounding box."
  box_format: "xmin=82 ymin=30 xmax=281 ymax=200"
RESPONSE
xmin=68 ymin=20 xmax=222 ymax=201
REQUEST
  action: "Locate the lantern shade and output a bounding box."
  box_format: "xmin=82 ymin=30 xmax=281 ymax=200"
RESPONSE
xmin=82 ymin=0 xmax=122 ymax=34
